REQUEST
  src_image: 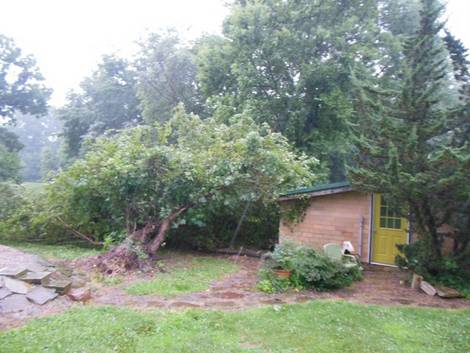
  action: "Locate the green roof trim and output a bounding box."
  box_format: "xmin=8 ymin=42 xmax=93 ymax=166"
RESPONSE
xmin=281 ymin=181 xmax=351 ymax=197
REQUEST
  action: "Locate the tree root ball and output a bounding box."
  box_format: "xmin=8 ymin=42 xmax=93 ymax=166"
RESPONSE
xmin=88 ymin=244 xmax=152 ymax=274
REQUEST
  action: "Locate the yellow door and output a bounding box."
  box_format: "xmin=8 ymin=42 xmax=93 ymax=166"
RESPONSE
xmin=371 ymin=194 xmax=409 ymax=265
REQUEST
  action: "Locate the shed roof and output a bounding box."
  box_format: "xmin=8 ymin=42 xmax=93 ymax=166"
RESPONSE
xmin=280 ymin=181 xmax=352 ymax=200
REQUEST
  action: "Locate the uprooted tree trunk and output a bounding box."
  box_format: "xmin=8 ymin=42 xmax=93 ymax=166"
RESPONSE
xmin=146 ymin=206 xmax=188 ymax=255
xmin=94 ymin=206 xmax=189 ymax=273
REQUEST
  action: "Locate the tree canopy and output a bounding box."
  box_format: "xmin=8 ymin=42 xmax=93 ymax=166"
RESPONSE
xmin=135 ymin=31 xmax=206 ymax=124
xmin=46 ymin=107 xmax=317 ymax=263
xmin=0 ymin=35 xmax=51 ymax=182
xmin=0 ymin=35 xmax=51 ymax=123
xmin=58 ymin=55 xmax=142 ymax=159
xmin=196 ymin=0 xmax=425 ymax=180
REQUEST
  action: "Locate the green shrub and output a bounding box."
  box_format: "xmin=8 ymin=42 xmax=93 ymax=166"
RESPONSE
xmin=271 ymin=240 xmax=298 ymax=270
xmin=257 ymin=269 xmax=294 ymax=293
xmin=397 ymin=241 xmax=470 ymax=298
xmin=0 ymin=183 xmax=82 ymax=244
xmin=166 ymin=201 xmax=279 ymax=251
xmin=259 ymin=242 xmax=362 ymax=293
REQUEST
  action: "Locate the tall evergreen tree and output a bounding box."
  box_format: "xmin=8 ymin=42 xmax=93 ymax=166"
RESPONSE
xmin=444 ymin=30 xmax=470 ymax=148
xmin=349 ymin=0 xmax=470 ymax=274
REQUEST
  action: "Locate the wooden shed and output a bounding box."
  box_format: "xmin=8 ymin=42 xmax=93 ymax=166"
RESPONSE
xmin=279 ymin=182 xmax=411 ymax=266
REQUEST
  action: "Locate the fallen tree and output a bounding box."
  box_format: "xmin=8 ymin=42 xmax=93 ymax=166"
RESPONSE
xmin=46 ymin=107 xmax=318 ymax=270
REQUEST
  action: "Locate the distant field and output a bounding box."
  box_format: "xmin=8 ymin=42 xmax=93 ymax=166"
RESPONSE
xmin=5 ymin=182 xmax=46 ymax=197
xmin=20 ymin=182 xmax=46 ymax=195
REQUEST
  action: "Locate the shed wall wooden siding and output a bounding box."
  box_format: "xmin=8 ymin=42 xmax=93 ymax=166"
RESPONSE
xmin=279 ymin=191 xmax=372 ymax=262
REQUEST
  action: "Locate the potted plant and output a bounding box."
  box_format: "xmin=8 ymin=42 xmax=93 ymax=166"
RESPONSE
xmin=273 ymin=267 xmax=292 ymax=279
xmin=270 ymin=242 xmax=297 ymax=279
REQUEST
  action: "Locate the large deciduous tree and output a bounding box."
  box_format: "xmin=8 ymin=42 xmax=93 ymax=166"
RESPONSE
xmin=197 ymin=0 xmax=410 ymax=180
xmin=0 ymin=35 xmax=51 ymax=182
xmin=349 ymin=0 xmax=470 ymax=274
xmin=135 ymin=30 xmax=206 ymax=124
xmin=0 ymin=35 xmax=51 ymax=123
xmin=47 ymin=108 xmax=317 ymax=269
xmin=58 ymin=55 xmax=142 ymax=159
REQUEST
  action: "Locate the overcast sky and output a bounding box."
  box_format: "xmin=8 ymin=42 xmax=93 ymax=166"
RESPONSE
xmin=1 ymin=0 xmax=468 ymax=107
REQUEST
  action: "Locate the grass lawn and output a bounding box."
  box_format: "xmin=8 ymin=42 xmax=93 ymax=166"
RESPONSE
xmin=126 ymin=257 xmax=239 ymax=297
xmin=1 ymin=301 xmax=469 ymax=353
xmin=0 ymin=240 xmax=101 ymax=260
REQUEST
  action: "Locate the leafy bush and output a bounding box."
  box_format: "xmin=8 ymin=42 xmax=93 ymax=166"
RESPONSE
xmin=259 ymin=242 xmax=362 ymax=293
xmin=257 ymin=270 xmax=292 ymax=294
xmin=6 ymin=109 xmax=317 ymax=256
xmin=0 ymin=183 xmax=63 ymax=243
xmin=166 ymin=201 xmax=279 ymax=251
xmin=270 ymin=240 xmax=298 ymax=270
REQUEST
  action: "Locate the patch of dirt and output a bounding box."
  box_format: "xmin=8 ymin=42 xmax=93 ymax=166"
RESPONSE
xmin=92 ymin=256 xmax=470 ymax=312
xmin=1 ymin=247 xmax=469 ymax=331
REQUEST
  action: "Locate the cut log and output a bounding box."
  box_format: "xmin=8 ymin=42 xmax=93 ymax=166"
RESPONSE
xmin=411 ymin=273 xmax=423 ymax=290
xmin=420 ymin=281 xmax=437 ymax=296
xmin=215 ymin=248 xmax=265 ymax=258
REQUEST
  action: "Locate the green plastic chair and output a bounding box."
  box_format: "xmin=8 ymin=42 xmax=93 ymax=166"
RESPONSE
xmin=323 ymin=243 xmax=359 ymax=269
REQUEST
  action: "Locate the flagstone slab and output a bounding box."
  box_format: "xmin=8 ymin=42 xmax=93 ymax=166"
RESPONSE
xmin=0 ymin=267 xmax=28 ymax=278
xmin=0 ymin=294 xmax=32 ymax=314
xmin=43 ymin=278 xmax=72 ymax=294
xmin=26 ymin=286 xmax=58 ymax=305
xmin=68 ymin=287 xmax=91 ymax=302
xmin=4 ymin=277 xmax=31 ymax=294
xmin=0 ymin=287 xmax=12 ymax=300
xmin=20 ymin=271 xmax=52 ymax=284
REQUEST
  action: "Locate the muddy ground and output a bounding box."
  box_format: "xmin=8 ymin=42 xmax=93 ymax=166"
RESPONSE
xmin=1 ymin=247 xmax=469 ymax=331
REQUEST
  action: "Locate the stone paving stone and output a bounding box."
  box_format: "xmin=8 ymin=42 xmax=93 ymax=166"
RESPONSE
xmin=20 ymin=271 xmax=52 ymax=284
xmin=67 ymin=287 xmax=91 ymax=302
xmin=0 ymin=294 xmax=32 ymax=314
xmin=0 ymin=287 xmax=12 ymax=300
xmin=0 ymin=267 xmax=28 ymax=278
xmin=43 ymin=278 xmax=72 ymax=294
xmin=4 ymin=277 xmax=31 ymax=294
xmin=26 ymin=286 xmax=58 ymax=305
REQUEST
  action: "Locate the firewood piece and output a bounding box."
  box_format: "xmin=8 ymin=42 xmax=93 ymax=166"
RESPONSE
xmin=411 ymin=273 xmax=423 ymax=290
xmin=420 ymin=281 xmax=436 ymax=296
